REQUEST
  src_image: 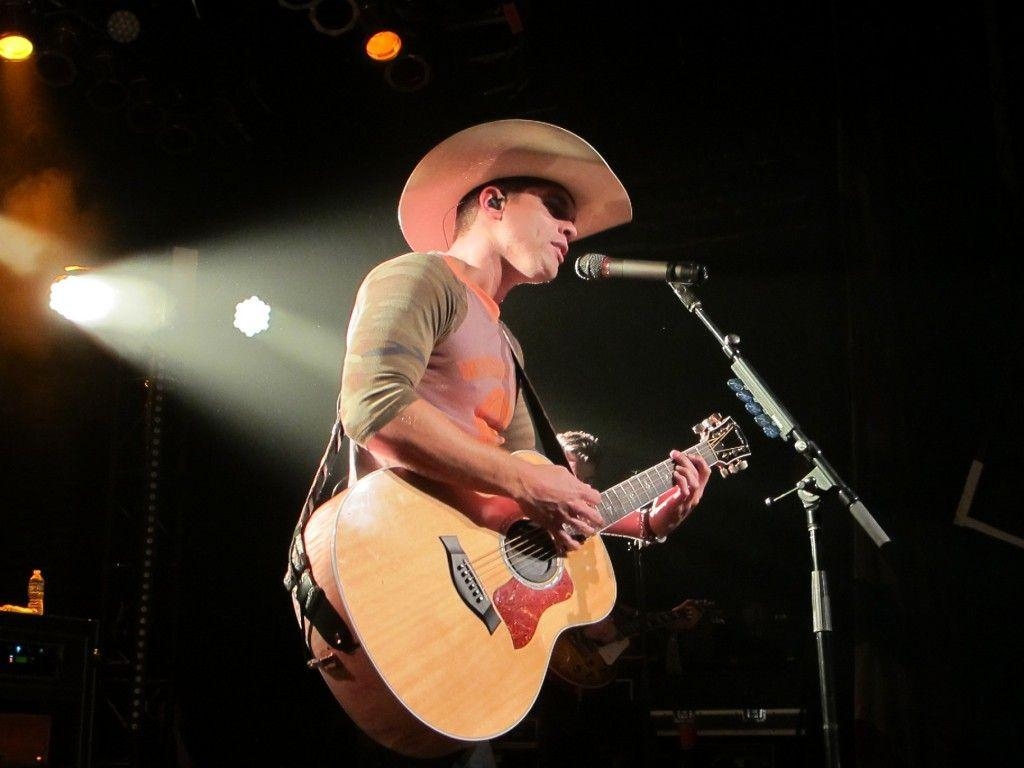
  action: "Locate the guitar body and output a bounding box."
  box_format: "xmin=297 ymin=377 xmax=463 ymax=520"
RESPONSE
xmin=547 ymin=628 xmax=621 ymax=689
xmin=299 ymin=449 xmax=617 ymax=757
xmin=548 ymin=601 xmax=718 ymax=689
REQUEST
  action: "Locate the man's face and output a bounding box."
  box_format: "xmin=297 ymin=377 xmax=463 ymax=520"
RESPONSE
xmin=501 ymin=183 xmax=578 ymax=283
xmin=567 ymin=452 xmax=596 ymax=484
xmin=574 ymin=458 xmax=596 ymax=485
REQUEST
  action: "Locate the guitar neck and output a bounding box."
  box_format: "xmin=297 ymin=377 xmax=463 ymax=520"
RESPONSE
xmin=596 ymin=441 xmax=717 ymax=529
xmin=616 ymin=609 xmax=681 ymax=639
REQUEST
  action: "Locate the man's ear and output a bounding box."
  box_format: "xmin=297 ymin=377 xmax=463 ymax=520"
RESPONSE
xmin=480 ymin=186 xmax=505 ymax=214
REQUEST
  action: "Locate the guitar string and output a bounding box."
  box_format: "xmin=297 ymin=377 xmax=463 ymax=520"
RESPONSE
xmin=463 ymin=466 xmax=670 ymax=579
xmin=464 ymin=452 xmax=691 ymax=579
xmin=463 ymin=456 xmax=684 ymax=580
xmin=461 ymin=439 xmax=740 ymax=583
xmin=467 ymin=528 xmax=559 ymax=580
xmin=436 ymin=434 xmax=733 ymax=581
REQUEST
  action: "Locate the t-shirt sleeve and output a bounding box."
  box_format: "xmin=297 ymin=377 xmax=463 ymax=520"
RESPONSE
xmin=339 ymin=253 xmax=465 ymax=444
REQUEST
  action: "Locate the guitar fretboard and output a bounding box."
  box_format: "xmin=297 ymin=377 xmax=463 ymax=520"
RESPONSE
xmin=596 ymin=442 xmax=718 ymax=528
xmin=617 ymin=609 xmax=680 ymax=638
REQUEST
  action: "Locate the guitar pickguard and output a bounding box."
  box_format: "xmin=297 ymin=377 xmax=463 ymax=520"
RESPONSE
xmin=493 ymin=571 xmax=574 ymax=649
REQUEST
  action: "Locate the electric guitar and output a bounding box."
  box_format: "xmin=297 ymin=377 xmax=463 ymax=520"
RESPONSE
xmin=296 ymin=413 xmax=750 ymax=757
xmin=548 ymin=598 xmax=718 ymax=689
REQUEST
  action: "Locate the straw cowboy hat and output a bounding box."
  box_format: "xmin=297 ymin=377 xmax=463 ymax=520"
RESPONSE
xmin=398 ymin=119 xmax=633 ymax=253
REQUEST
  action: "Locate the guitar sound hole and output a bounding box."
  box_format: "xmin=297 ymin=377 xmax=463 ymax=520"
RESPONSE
xmin=502 ymin=520 xmax=559 ymax=584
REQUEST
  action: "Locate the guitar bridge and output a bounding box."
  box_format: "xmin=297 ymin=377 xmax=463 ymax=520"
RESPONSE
xmin=440 ymin=536 xmax=501 ymax=634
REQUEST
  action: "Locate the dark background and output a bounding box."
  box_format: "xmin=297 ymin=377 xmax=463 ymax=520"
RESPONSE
xmin=1 ymin=1 xmax=1022 ymax=767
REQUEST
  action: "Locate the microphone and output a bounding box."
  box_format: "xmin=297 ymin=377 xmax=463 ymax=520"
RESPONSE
xmin=574 ymin=253 xmax=709 ymax=284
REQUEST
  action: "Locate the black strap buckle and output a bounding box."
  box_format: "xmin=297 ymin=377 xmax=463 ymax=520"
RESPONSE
xmin=296 ymin=570 xmax=359 ymax=653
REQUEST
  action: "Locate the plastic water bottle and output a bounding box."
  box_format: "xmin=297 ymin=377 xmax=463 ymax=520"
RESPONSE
xmin=27 ymin=569 xmax=44 ymax=615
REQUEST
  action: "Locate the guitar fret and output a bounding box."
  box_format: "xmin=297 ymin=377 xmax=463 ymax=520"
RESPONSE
xmin=620 ymin=478 xmax=645 ymax=513
xmin=631 ymin=471 xmax=657 ymax=503
xmin=598 ymin=487 xmax=629 ymax=525
xmin=591 ymin=416 xmax=751 ymax=531
xmin=642 ymin=461 xmax=675 ymax=503
xmin=597 ymin=459 xmax=676 ymax=527
xmin=611 ymin=485 xmax=634 ymax=521
xmin=693 ymin=444 xmax=715 ymax=464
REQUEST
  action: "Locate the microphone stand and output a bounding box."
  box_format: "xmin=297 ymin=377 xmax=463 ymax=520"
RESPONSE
xmin=666 ymin=281 xmax=892 ymax=768
xmin=631 ymin=538 xmax=653 ymax=768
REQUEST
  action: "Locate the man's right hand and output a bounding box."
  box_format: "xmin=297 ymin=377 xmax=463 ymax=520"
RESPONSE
xmin=513 ymin=462 xmax=603 ymax=553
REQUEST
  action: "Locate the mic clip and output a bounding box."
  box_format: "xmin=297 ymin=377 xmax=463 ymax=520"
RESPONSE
xmin=667 ymin=262 xmax=709 ymax=284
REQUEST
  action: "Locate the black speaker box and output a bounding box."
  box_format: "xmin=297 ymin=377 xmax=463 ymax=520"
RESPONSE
xmin=0 ymin=613 xmax=98 ymax=768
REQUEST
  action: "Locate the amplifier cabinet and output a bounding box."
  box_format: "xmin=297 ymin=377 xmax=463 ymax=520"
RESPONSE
xmin=0 ymin=613 xmax=98 ymax=768
xmin=651 ymin=707 xmax=805 ymax=738
xmin=651 ymin=707 xmax=808 ymax=767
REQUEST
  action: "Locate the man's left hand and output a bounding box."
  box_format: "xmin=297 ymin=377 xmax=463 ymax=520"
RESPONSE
xmin=648 ymin=451 xmax=711 ymax=539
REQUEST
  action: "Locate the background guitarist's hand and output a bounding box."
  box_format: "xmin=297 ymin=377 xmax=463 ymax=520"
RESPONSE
xmin=512 ymin=461 xmax=603 ymax=553
xmin=647 ymin=451 xmax=711 ymax=539
xmin=670 ymin=598 xmax=712 ymax=631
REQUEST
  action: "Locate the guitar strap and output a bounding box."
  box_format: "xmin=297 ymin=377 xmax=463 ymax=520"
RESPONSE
xmin=284 ymin=325 xmax=568 ymax=656
xmin=500 ymin=323 xmax=572 ymax=470
xmin=283 ymin=409 xmax=359 ymax=655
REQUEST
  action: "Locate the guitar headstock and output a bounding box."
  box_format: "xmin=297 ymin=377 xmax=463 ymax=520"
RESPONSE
xmin=692 ymin=413 xmax=751 ymax=478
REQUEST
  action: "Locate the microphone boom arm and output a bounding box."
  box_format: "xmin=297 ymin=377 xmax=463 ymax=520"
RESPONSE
xmin=667 ymin=282 xmax=888 ymax=545
xmin=666 ymin=279 xmax=891 ymax=768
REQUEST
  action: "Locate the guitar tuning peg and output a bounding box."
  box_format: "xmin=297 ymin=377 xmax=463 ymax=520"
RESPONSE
xmin=692 ymin=422 xmax=704 ymax=435
xmin=699 ymin=414 xmax=721 ymax=432
xmin=719 ymin=459 xmax=749 ymax=478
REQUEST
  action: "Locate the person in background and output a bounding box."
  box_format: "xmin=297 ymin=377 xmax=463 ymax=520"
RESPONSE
xmin=531 ymin=430 xmax=711 ymax=768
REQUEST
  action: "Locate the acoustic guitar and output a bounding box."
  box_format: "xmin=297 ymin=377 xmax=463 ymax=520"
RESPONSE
xmin=297 ymin=413 xmax=749 ymax=757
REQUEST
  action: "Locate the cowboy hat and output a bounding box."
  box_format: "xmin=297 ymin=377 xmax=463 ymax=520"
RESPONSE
xmin=398 ymin=119 xmax=633 ymax=253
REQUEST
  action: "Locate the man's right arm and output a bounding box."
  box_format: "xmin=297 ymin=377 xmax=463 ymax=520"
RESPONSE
xmin=340 ymin=255 xmax=602 ymax=550
xmin=367 ymin=399 xmax=602 ymax=551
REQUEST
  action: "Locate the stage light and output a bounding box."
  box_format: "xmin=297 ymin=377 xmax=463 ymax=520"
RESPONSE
xmin=0 ymin=0 xmax=33 ymax=62
xmin=384 ymin=53 xmax=431 ymax=92
xmin=233 ymin=296 xmax=271 ymax=338
xmin=365 ymin=29 xmax=401 ymax=62
xmin=34 ymin=20 xmax=81 ymax=87
xmin=309 ymin=0 xmax=359 ymax=37
xmin=358 ymin=4 xmax=431 ymax=91
xmin=156 ymin=120 xmax=198 ymax=156
xmin=49 ymin=267 xmax=116 ymax=326
xmin=86 ymin=49 xmax=128 ymax=112
xmin=126 ymin=75 xmax=165 ymax=134
xmin=106 ymin=9 xmax=141 ymax=44
xmin=206 ymin=96 xmax=251 ymax=148
xmin=0 ymin=30 xmax=30 ymax=61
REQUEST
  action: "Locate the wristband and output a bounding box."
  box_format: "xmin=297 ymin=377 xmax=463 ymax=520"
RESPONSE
xmin=641 ymin=508 xmax=668 ymax=545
